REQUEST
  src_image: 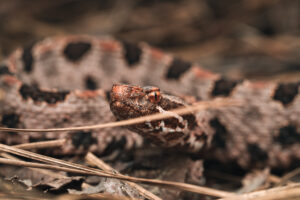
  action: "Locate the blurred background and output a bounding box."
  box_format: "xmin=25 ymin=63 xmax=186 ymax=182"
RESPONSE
xmin=0 ymin=0 xmax=299 ymax=81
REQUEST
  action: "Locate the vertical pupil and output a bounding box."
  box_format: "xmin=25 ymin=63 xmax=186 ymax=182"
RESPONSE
xmin=154 ymin=92 xmax=157 ymax=100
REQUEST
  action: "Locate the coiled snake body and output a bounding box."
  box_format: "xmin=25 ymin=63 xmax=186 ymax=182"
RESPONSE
xmin=0 ymin=35 xmax=299 ymax=169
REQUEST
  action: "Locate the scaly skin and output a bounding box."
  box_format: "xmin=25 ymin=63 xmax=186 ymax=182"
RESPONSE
xmin=109 ymin=84 xmax=300 ymax=169
xmin=0 ymin=35 xmax=299 ymax=169
xmin=110 ymin=84 xmax=209 ymax=152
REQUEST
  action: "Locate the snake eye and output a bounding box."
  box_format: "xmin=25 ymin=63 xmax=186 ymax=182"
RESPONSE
xmin=148 ymin=91 xmax=161 ymax=103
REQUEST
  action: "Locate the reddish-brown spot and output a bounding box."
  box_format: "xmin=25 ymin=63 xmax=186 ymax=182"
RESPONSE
xmin=75 ymin=90 xmax=102 ymax=99
xmin=99 ymin=40 xmax=120 ymax=52
xmin=35 ymin=42 xmax=54 ymax=56
xmin=111 ymin=84 xmax=144 ymax=101
xmin=111 ymin=84 xmax=128 ymax=99
xmin=3 ymin=76 xmax=21 ymax=85
xmin=192 ymin=66 xmax=219 ymax=79
xmin=150 ymin=48 xmax=164 ymax=60
xmin=249 ymin=81 xmax=271 ymax=89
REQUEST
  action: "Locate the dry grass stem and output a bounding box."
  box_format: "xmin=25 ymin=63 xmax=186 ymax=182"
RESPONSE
xmin=55 ymin=193 xmax=141 ymax=200
xmin=220 ymin=183 xmax=300 ymax=200
xmin=0 ymin=144 xmax=235 ymax=198
xmin=0 ymin=99 xmax=241 ymax=133
xmin=0 ymin=152 xmax=67 ymax=179
xmin=85 ymin=152 xmax=162 ymax=200
xmin=275 ymin=168 xmax=300 ymax=186
xmin=13 ymin=139 xmax=66 ymax=150
xmin=0 ymin=139 xmax=70 ymax=178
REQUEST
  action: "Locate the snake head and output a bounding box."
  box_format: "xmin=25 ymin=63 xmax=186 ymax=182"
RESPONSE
xmin=110 ymin=84 xmax=208 ymax=151
xmin=110 ymin=84 xmax=162 ymax=119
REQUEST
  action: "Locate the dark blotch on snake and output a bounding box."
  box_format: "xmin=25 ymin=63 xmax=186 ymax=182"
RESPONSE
xmin=63 ymin=41 xmax=92 ymax=61
xmin=122 ymin=41 xmax=142 ymax=66
xmin=105 ymin=90 xmax=111 ymax=101
xmin=247 ymin=144 xmax=268 ymax=164
xmin=0 ymin=64 xmax=13 ymax=75
xmin=85 ymin=76 xmax=98 ymax=90
xmin=101 ymin=136 xmax=127 ymax=156
xmin=195 ymin=134 xmax=207 ymax=142
xmin=274 ymin=125 xmax=300 ymax=146
xmin=166 ymin=58 xmax=192 ymax=79
xmin=211 ymin=77 xmax=240 ymax=97
xmin=273 ymin=82 xmax=299 ymax=105
xmin=19 ymin=84 xmax=69 ymax=104
xmin=72 ymin=131 xmax=95 ymax=149
xmin=210 ymin=118 xmax=228 ymax=148
xmin=1 ymin=113 xmax=20 ymax=128
xmin=22 ymin=42 xmax=36 ymax=73
xmin=164 ymin=132 xmax=184 ymax=141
